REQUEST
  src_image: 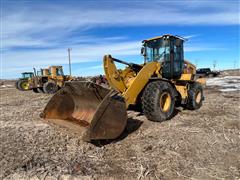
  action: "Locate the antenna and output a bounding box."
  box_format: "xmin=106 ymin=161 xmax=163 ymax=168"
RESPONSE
xmin=68 ymin=48 xmax=72 ymax=76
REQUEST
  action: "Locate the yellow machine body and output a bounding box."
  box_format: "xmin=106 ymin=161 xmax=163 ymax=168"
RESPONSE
xmin=104 ymin=55 xmax=204 ymax=106
xmin=28 ymin=66 xmax=73 ymax=90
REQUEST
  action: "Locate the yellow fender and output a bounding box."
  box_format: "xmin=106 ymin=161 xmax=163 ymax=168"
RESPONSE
xmin=122 ymin=61 xmax=159 ymax=107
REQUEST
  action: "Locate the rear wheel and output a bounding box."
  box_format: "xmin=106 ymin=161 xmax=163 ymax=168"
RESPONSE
xmin=142 ymin=81 xmax=175 ymax=122
xmin=186 ymin=82 xmax=203 ymax=110
xmin=17 ymin=80 xmax=29 ymax=91
xmin=208 ymin=74 xmax=214 ymax=78
xmin=15 ymin=80 xmax=20 ymax=90
xmin=43 ymin=82 xmax=58 ymax=94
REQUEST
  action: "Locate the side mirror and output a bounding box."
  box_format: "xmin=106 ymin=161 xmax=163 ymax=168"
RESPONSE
xmin=141 ymin=47 xmax=146 ymax=56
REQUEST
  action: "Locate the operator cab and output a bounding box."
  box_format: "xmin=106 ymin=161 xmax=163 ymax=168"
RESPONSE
xmin=50 ymin=66 xmax=64 ymax=76
xmin=21 ymin=72 xmax=34 ymax=79
xmin=142 ymin=34 xmax=185 ymax=79
xmin=42 ymin=68 xmax=50 ymax=76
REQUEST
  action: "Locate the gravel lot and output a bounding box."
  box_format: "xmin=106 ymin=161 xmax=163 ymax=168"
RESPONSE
xmin=0 ymin=74 xmax=240 ymax=179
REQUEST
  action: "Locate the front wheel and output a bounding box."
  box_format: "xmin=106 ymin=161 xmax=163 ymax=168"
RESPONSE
xmin=142 ymin=81 xmax=175 ymax=122
xmin=43 ymin=82 xmax=58 ymax=94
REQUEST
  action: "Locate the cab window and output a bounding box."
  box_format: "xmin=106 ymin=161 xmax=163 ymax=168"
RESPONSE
xmin=145 ymin=39 xmax=170 ymax=62
xmin=56 ymin=68 xmax=64 ymax=76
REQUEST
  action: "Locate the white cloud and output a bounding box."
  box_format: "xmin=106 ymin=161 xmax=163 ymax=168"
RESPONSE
xmin=1 ymin=0 xmax=239 ymax=78
xmin=183 ymin=34 xmax=199 ymax=39
xmin=2 ymin=1 xmax=239 ymax=49
xmin=2 ymin=40 xmax=225 ymax=70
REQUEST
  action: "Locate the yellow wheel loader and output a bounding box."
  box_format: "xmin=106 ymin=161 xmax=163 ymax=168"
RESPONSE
xmin=29 ymin=66 xmax=73 ymax=94
xmin=41 ymin=35 xmax=205 ymax=142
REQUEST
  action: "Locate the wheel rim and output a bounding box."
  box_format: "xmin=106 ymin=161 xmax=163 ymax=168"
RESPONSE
xmin=159 ymin=92 xmax=171 ymax=112
xmin=47 ymin=84 xmax=56 ymax=92
xmin=195 ymin=91 xmax=202 ymax=104
xmin=49 ymin=86 xmax=54 ymax=91
xmin=21 ymin=82 xmax=29 ymax=90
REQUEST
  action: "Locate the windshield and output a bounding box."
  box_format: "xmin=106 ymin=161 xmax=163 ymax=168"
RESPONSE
xmin=22 ymin=73 xmax=33 ymax=78
xmin=56 ymin=68 xmax=64 ymax=76
xmin=37 ymin=71 xmax=42 ymax=76
xmin=145 ymin=39 xmax=170 ymax=62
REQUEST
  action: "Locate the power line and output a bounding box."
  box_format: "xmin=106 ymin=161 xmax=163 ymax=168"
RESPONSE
xmin=68 ymin=48 xmax=72 ymax=76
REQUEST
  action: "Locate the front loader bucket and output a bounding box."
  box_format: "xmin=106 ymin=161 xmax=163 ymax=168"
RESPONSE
xmin=41 ymin=81 xmax=127 ymax=141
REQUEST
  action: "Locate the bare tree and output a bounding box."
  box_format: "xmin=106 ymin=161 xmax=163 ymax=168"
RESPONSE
xmin=233 ymin=60 xmax=239 ymax=69
xmin=68 ymin=48 xmax=72 ymax=76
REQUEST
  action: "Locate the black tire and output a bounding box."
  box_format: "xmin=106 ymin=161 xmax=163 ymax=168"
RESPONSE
xmin=37 ymin=87 xmax=44 ymax=93
xmin=15 ymin=80 xmax=20 ymax=90
xmin=142 ymin=81 xmax=175 ymax=122
xmin=17 ymin=79 xmax=29 ymax=91
xmin=208 ymin=74 xmax=214 ymax=78
xmin=43 ymin=82 xmax=58 ymax=94
xmin=186 ymin=82 xmax=203 ymax=110
xmin=32 ymin=88 xmax=39 ymax=93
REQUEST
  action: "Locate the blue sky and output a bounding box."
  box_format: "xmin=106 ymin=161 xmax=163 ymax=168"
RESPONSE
xmin=1 ymin=0 xmax=239 ymax=79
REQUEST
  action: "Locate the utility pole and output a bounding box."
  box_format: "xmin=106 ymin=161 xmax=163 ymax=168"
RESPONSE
xmin=213 ymin=60 xmax=217 ymax=70
xmin=233 ymin=60 xmax=237 ymax=69
xmin=68 ymin=48 xmax=72 ymax=76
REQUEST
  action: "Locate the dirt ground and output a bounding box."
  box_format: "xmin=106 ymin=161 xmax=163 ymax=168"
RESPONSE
xmin=0 ymin=74 xmax=240 ymax=179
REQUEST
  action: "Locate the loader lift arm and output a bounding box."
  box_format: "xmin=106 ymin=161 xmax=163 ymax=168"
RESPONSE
xmin=111 ymin=57 xmax=143 ymax=72
xmin=104 ymin=55 xmax=160 ymax=107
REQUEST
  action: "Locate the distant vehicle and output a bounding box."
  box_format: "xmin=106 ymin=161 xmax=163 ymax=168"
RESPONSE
xmin=29 ymin=66 xmax=73 ymax=94
xmin=91 ymin=75 xmax=108 ymax=86
xmin=15 ymin=72 xmax=34 ymax=91
xmin=196 ymin=68 xmax=220 ymax=77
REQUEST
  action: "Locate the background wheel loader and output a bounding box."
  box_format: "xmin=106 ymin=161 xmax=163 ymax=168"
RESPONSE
xmin=41 ymin=34 xmax=205 ymax=142
xmin=29 ymin=66 xmax=73 ymax=94
xmin=15 ymin=72 xmax=34 ymax=91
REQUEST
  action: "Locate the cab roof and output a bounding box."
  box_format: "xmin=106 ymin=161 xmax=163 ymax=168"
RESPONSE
xmin=22 ymin=72 xmax=33 ymax=74
xmin=142 ymin=34 xmax=186 ymax=43
xmin=49 ymin=65 xmax=62 ymax=68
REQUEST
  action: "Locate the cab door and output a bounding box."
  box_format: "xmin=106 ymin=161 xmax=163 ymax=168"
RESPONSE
xmin=162 ymin=38 xmax=184 ymax=79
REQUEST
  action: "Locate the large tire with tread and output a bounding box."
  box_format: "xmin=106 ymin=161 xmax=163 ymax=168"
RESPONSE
xmin=32 ymin=88 xmax=39 ymax=93
xmin=142 ymin=81 xmax=175 ymax=122
xmin=208 ymin=74 xmax=214 ymax=78
xmin=17 ymin=79 xmax=29 ymax=91
xmin=186 ymin=82 xmax=203 ymax=110
xmin=15 ymin=80 xmax=20 ymax=90
xmin=43 ymin=82 xmax=58 ymax=94
xmin=37 ymin=87 xmax=44 ymax=93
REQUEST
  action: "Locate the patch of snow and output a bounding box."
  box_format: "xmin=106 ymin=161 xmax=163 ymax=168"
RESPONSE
xmin=1 ymin=84 xmax=13 ymax=88
xmin=206 ymin=76 xmax=240 ymax=92
xmin=220 ymin=88 xmax=239 ymax=92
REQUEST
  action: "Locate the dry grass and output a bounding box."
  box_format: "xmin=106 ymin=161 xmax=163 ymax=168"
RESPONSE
xmin=0 ymin=76 xmax=240 ymax=179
